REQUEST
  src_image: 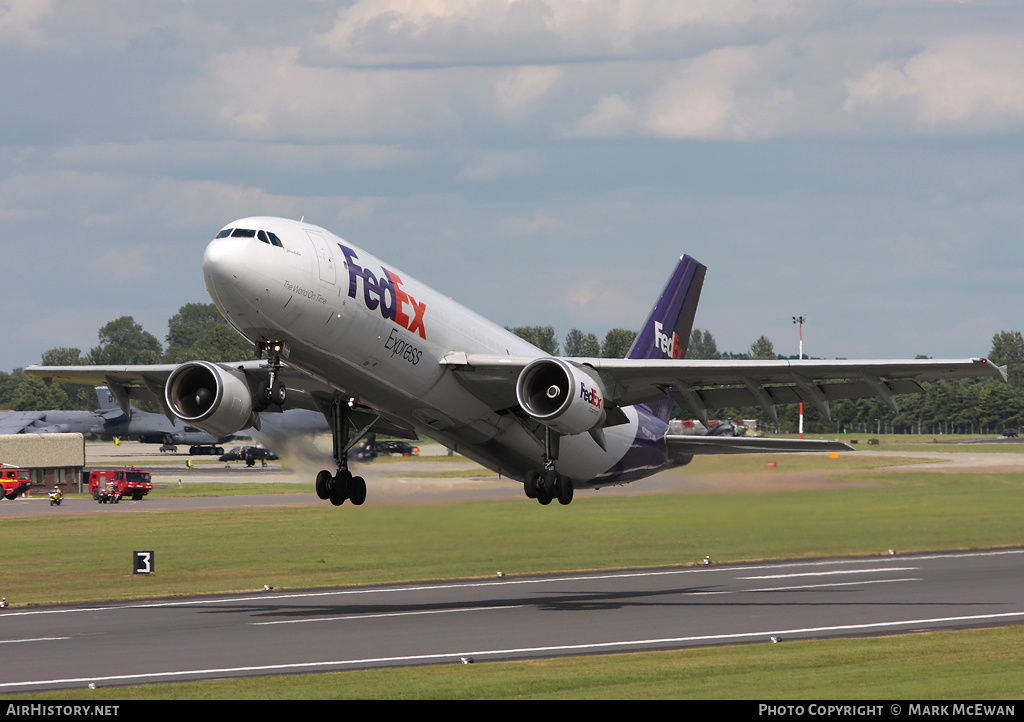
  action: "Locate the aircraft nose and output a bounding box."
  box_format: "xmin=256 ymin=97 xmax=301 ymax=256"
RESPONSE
xmin=202 ymin=235 xmax=247 ymax=307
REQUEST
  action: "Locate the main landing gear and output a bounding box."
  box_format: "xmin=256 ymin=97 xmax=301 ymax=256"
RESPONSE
xmin=316 ymin=468 xmax=366 ymax=506
xmin=523 ymin=428 xmax=574 ymax=505
xmin=523 ymin=467 xmax=573 ymax=505
xmin=315 ymin=396 xmax=369 ymax=506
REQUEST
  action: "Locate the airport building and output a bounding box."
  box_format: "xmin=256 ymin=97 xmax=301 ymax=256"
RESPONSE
xmin=0 ymin=433 xmax=86 ymax=493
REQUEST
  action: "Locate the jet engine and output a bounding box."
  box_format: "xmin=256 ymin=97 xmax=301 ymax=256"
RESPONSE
xmin=164 ymin=361 xmax=255 ymax=438
xmin=515 ymin=358 xmax=608 ymax=435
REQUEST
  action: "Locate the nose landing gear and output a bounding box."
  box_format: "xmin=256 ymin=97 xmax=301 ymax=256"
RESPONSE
xmin=255 ymin=340 xmax=287 ymax=410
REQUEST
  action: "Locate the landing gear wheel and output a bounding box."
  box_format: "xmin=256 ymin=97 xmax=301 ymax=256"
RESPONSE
xmin=349 ymin=476 xmax=366 ymax=506
xmin=330 ymin=470 xmax=351 ymax=506
xmin=557 ymin=476 xmax=574 ymax=505
xmin=544 ymin=468 xmax=560 ymax=501
xmin=257 ymin=380 xmax=287 ymax=409
xmin=315 ymin=470 xmax=332 ymax=500
xmin=523 ymin=470 xmax=539 ymax=499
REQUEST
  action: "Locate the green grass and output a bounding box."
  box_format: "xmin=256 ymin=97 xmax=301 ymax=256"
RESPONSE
xmin=151 ymin=482 xmax=311 ymax=497
xmin=5 ymin=467 xmax=1024 ymax=606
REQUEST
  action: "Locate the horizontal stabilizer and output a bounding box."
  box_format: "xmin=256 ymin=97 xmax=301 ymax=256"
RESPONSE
xmin=666 ymin=434 xmax=854 ymax=455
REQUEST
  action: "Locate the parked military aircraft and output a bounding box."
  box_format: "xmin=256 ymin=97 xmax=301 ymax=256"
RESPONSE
xmin=0 ymin=406 xmax=104 ymax=436
xmin=0 ymin=386 xmax=228 ymax=448
xmin=92 ymin=386 xmax=235 ymax=452
xmin=100 ymin=385 xmax=329 ymax=454
xmin=1 ymin=386 xmax=326 ymax=454
xmin=28 ymin=217 xmax=1007 ymax=506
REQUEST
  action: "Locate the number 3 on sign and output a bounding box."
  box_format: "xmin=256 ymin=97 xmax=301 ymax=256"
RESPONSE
xmin=133 ymin=551 xmax=154 ymax=574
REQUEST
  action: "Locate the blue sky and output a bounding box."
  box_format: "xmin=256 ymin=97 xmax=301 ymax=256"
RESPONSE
xmin=3 ymin=0 xmax=1023 ymax=372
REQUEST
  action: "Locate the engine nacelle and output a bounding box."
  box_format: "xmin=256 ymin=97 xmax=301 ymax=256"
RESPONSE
xmin=515 ymin=358 xmax=607 ymax=436
xmin=165 ymin=361 xmax=255 ymax=438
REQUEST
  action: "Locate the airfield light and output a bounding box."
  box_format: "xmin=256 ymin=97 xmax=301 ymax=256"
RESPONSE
xmin=793 ymin=315 xmax=806 ymax=438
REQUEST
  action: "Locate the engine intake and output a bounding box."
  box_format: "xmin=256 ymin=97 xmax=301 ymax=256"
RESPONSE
xmin=165 ymin=361 xmax=255 ymax=437
xmin=516 ymin=358 xmax=607 ymax=435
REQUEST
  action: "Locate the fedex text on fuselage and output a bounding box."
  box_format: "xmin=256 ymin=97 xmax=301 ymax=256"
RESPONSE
xmin=339 ymin=244 xmax=427 ymax=340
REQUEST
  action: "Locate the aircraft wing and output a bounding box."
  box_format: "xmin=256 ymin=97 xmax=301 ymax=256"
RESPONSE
xmin=0 ymin=411 xmax=46 ymax=434
xmin=441 ymin=354 xmax=1006 ymax=422
xmin=26 ymin=361 xmax=417 ymax=439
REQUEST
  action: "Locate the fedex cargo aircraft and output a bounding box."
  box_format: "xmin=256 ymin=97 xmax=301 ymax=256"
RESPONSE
xmin=29 ymin=218 xmax=1006 ymax=506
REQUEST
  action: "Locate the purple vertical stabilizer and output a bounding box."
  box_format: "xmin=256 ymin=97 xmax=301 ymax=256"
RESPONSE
xmin=625 ymin=254 xmax=706 ymax=421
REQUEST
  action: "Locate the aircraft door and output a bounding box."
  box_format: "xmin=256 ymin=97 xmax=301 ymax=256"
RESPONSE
xmin=305 ymin=230 xmax=336 ymax=285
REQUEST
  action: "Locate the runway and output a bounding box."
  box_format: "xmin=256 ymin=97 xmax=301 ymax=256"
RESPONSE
xmin=2 ymin=548 xmax=1023 ymax=693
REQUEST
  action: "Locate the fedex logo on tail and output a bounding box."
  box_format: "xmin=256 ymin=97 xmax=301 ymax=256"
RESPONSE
xmin=580 ymin=383 xmax=602 ymax=409
xmin=654 ymin=321 xmax=684 ymax=359
xmin=339 ymin=244 xmax=427 ymax=340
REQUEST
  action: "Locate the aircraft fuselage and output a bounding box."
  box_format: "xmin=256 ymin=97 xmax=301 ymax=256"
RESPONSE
xmin=202 ymin=217 xmax=667 ymax=488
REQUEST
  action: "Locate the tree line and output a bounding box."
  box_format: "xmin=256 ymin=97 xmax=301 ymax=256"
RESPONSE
xmin=1 ymin=303 xmax=252 ymax=412
xmin=4 ymin=312 xmax=1022 ymax=435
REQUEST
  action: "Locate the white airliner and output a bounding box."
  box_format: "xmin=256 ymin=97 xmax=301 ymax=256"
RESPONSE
xmin=29 ymin=217 xmax=1006 ymax=506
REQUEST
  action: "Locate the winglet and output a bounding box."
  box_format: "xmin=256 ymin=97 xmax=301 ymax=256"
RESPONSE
xmin=983 ymin=358 xmax=1009 ymax=383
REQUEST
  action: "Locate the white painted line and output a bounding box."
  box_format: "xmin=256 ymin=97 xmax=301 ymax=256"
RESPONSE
xmin=5 ymin=610 xmax=1024 ymax=691
xmin=696 ymin=578 xmax=921 ymax=594
xmin=739 ymin=567 xmax=918 ymax=580
xmin=0 ymin=637 xmax=69 ymax=645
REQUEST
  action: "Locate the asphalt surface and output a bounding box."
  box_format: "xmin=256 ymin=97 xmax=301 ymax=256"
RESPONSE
xmin=2 ymin=549 xmax=1023 ymax=693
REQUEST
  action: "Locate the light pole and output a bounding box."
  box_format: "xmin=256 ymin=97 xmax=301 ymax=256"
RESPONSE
xmin=792 ymin=315 xmax=806 ymax=438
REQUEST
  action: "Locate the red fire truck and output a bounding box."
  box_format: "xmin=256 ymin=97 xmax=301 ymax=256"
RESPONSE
xmin=1 ymin=467 xmax=32 ymax=500
xmin=87 ymin=467 xmax=153 ymax=501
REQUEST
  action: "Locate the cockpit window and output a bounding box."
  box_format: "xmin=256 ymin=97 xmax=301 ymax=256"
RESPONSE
xmin=217 ymin=226 xmax=284 ymax=247
xmin=257 ymin=230 xmax=285 ymax=248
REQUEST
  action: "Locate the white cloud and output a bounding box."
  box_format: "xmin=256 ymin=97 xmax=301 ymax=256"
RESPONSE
xmin=643 ymin=45 xmax=796 ymax=140
xmin=492 ymin=65 xmax=565 ymax=117
xmin=566 ymin=44 xmax=798 ymax=141
xmin=570 ymin=93 xmax=636 ymax=137
xmin=0 ymin=0 xmax=55 ymax=48
xmin=557 ymin=272 xmax=650 ymax=327
xmin=307 ymin=0 xmax=817 ymax=66
xmin=845 ymin=36 xmax=1024 ymax=131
